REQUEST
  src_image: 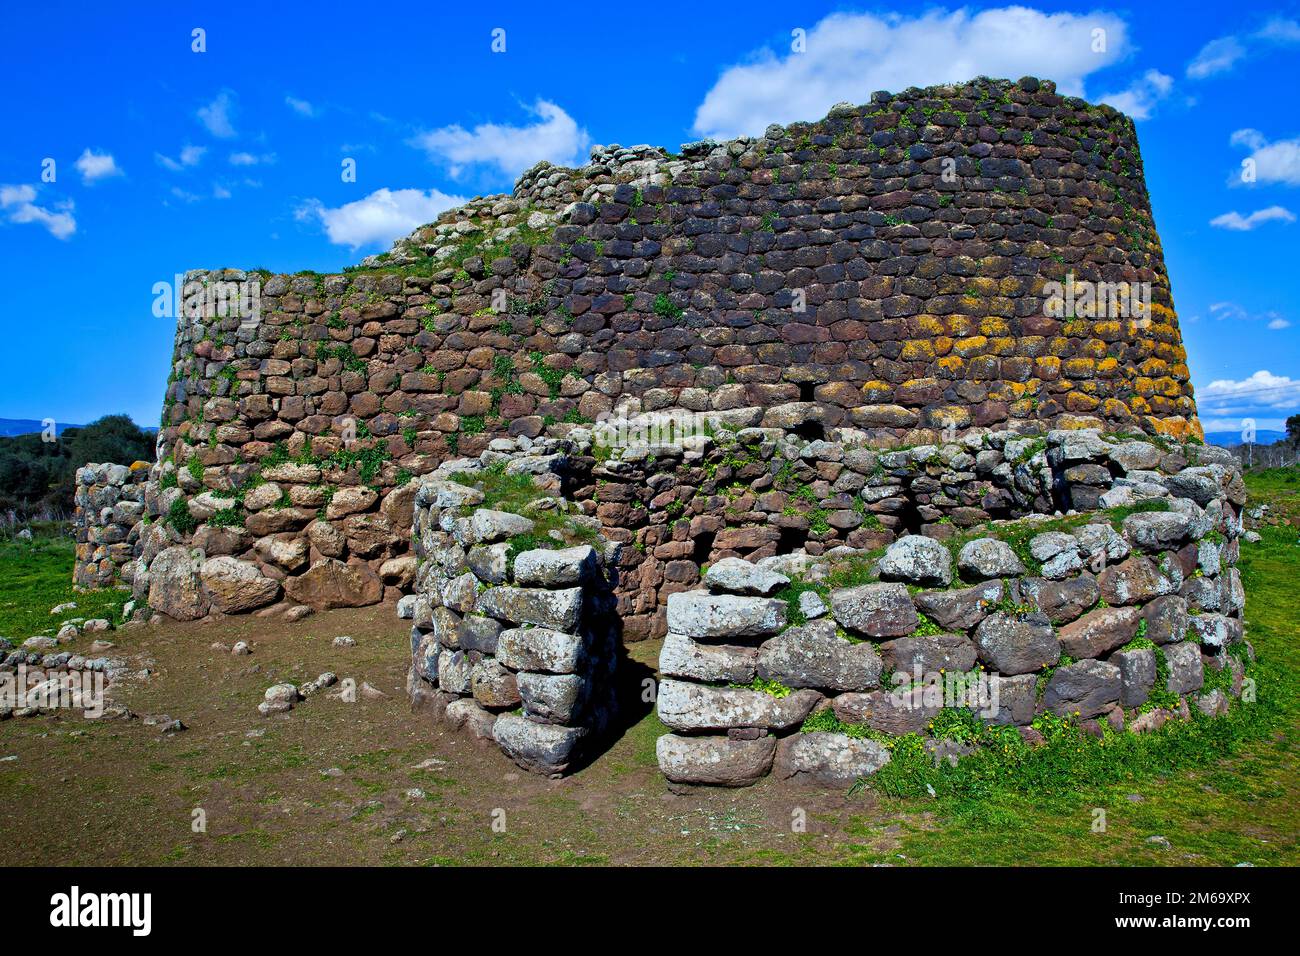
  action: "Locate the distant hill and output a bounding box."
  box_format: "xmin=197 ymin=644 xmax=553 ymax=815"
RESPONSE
xmin=0 ymin=418 xmax=81 ymax=438
xmin=1205 ymin=429 xmax=1286 ymax=447
xmin=0 ymin=418 xmax=157 ymax=438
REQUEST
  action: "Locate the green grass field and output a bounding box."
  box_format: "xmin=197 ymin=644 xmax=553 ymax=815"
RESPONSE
xmin=0 ymin=525 xmax=132 ymax=639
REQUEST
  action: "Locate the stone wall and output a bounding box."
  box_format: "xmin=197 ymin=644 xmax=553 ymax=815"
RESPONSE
xmin=654 ymin=444 xmax=1249 ymax=788
xmin=404 ymin=439 xmax=621 ymax=776
xmin=73 ymin=462 xmax=150 ymax=589
xmin=119 ymin=74 xmax=1200 ymax=622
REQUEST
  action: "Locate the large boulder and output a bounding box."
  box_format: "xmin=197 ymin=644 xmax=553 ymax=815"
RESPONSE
xmin=656 ymin=680 xmax=821 ymax=732
xmin=877 ymin=535 xmax=953 ymax=587
xmin=1057 ymin=605 xmax=1142 ymax=659
xmin=879 ymin=633 xmax=978 ymax=677
xmin=1042 ymin=659 xmax=1121 ymax=718
xmin=1141 ymin=594 xmax=1190 ymax=644
xmin=973 ymin=612 xmax=1060 ymax=675
xmin=516 ymin=672 xmax=586 ymax=724
xmin=757 ymin=619 xmax=883 ymax=693
xmin=656 ymin=733 xmax=776 ymax=788
xmin=914 ymin=580 xmax=1002 ymax=631
xmin=198 ymin=556 xmax=281 ymax=613
xmin=493 ymin=713 xmax=586 ymax=777
xmin=1123 ymin=511 xmax=1192 ymax=552
xmin=957 ymin=538 xmax=1025 ymax=580
xmin=1164 ymin=641 xmax=1204 ymax=695
xmin=478 ymin=586 xmax=583 ymax=631
xmin=659 ymin=632 xmax=757 ymax=683
xmin=665 ymin=592 xmax=787 ymax=639
xmin=832 ymin=687 xmax=940 ymax=735
xmin=1015 ymin=574 xmax=1099 ymax=624
xmin=702 ymin=557 xmax=790 ymax=596
xmin=496 ymin=627 xmax=586 ymax=674
xmin=1098 ymin=555 xmax=1178 ymax=606
xmin=830 ymin=582 xmax=918 ymax=637
xmin=1114 ymin=647 xmax=1156 ymax=708
xmin=284 ymin=559 xmax=383 ymax=609
xmin=512 ymin=546 xmax=598 ymax=587
xmin=775 ymin=732 xmax=891 ymax=787
xmin=147 ymin=546 xmax=211 ymax=620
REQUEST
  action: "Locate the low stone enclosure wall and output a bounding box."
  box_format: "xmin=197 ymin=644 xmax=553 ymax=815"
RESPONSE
xmin=399 ymin=418 xmax=1250 ymax=784
xmin=73 ymin=462 xmax=150 ymax=589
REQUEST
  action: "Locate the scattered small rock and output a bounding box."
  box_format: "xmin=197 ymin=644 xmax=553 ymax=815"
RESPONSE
xmin=360 ymin=681 xmax=387 ymax=700
xmin=284 ymin=605 xmax=314 ymax=623
xmin=49 ymin=602 xmax=77 ymax=615
xmin=332 ymin=635 xmax=356 ymax=648
xmin=83 ymin=619 xmax=111 ymax=633
xmin=231 ymin=641 xmax=251 ymax=656
xmin=258 ymin=683 xmax=300 ymax=716
xmin=87 ymin=640 xmax=115 ymax=654
xmin=1146 ymin=835 xmax=1171 ymax=849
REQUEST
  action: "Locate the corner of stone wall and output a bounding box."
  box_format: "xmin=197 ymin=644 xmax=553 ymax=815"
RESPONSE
xmin=404 ymin=437 xmax=622 ymax=777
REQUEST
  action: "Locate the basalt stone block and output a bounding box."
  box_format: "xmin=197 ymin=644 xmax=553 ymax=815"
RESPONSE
xmin=456 ymin=614 xmax=503 ymax=654
xmin=469 ymin=509 xmax=536 ymax=544
xmin=659 ymin=632 xmax=757 ymax=683
xmin=1114 ymin=647 xmax=1156 ymax=708
xmin=478 ymin=586 xmax=583 ymax=631
xmin=516 ymin=672 xmax=587 ymax=724
xmin=974 ymin=612 xmax=1059 ymax=675
xmin=466 ymin=543 xmax=509 ymax=584
xmin=957 ymin=538 xmax=1025 ymax=580
xmin=512 ymin=546 xmax=599 ymax=587
xmin=656 ymin=733 xmax=776 ymax=788
xmin=493 ymin=713 xmax=586 ymax=777
xmin=1098 ymin=555 xmax=1177 ymax=606
xmin=656 ymin=679 xmax=821 ymax=732
xmin=830 ymin=582 xmax=918 ymax=637
xmin=496 ymin=627 xmax=586 ymax=674
xmin=665 ymin=591 xmax=787 ymax=639
xmin=1187 ymin=612 xmax=1241 ymax=650
xmin=1042 ymin=659 xmax=1121 ymax=718
xmin=914 ymin=580 xmax=1002 ymax=631
xmin=470 ymin=659 xmax=520 ymax=710
xmin=877 ymin=535 xmax=953 ymax=587
xmin=438 ymin=649 xmax=472 ymax=695
xmin=1123 ymin=511 xmax=1192 ymax=553
xmin=1164 ymin=640 xmax=1204 ymax=695
xmin=757 ymin=618 xmax=883 ymax=693
xmin=832 ymin=687 xmax=940 ymax=736
xmin=702 ymin=557 xmax=790 ymax=596
xmin=979 ymin=673 xmax=1038 ymax=726
xmin=1015 ymin=573 xmax=1099 ymax=624
xmin=1141 ymin=594 xmax=1189 ymax=644
xmin=1057 ymin=605 xmax=1142 ymax=659
xmin=879 ymin=633 xmax=978 ymax=677
xmin=775 ymin=732 xmax=891 ymax=787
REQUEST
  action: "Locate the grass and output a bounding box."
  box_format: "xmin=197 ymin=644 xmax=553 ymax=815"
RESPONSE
xmin=449 ymin=462 xmax=601 ymax=550
xmin=0 ymin=524 xmax=132 ymax=638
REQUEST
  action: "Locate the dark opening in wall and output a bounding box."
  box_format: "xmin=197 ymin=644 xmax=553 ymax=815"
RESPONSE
xmin=792 ymin=420 xmax=825 ymax=442
xmin=798 ymin=382 xmax=816 ymax=402
xmin=894 ymin=495 xmax=925 ymax=537
xmin=776 ymin=524 xmax=807 ymax=555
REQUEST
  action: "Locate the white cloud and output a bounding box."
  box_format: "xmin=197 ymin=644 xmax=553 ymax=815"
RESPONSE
xmin=1229 ymin=130 xmax=1300 ymax=186
xmin=1209 ymin=205 xmax=1296 ymax=230
xmin=0 ymin=183 xmax=76 ymax=239
xmin=1208 ymin=302 xmax=1290 ymax=330
xmin=156 ymin=145 xmax=206 ymax=172
xmin=1186 ymin=36 xmax=1246 ymax=79
xmin=285 ymin=95 xmax=316 ymax=117
xmin=411 ymin=100 xmax=589 ymax=179
xmin=229 ymin=151 xmax=276 ymax=166
xmin=74 ymin=148 xmax=122 ymax=184
xmin=1268 ymin=317 xmax=1292 ymax=330
xmin=1199 ymin=416 xmax=1286 ymax=434
xmin=213 ymin=184 xmax=232 ymax=200
xmin=297 ymin=187 xmax=468 ymax=249
xmin=1098 ymin=69 xmax=1173 ymax=121
xmin=1200 ymin=370 xmax=1300 ymax=412
xmin=1187 ymin=17 xmax=1300 ymax=80
xmin=691 ymin=7 xmax=1130 ymax=140
xmin=197 ymin=91 xmax=237 ymax=138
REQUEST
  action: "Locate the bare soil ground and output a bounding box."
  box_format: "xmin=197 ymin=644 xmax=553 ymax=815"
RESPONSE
xmin=0 ymin=608 xmax=913 ymax=866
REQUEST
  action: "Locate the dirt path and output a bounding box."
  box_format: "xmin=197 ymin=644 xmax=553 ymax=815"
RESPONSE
xmin=0 ymin=606 xmax=910 ymax=866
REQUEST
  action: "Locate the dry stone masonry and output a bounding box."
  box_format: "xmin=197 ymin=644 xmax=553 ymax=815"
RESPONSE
xmin=652 ymin=430 xmax=1250 ymax=788
xmin=404 ymin=437 xmax=621 ymax=776
xmin=61 ymin=76 xmax=1252 ymax=788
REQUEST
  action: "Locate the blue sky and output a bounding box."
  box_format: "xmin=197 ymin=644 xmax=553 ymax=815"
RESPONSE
xmin=2 ymin=0 xmax=1298 ymax=436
